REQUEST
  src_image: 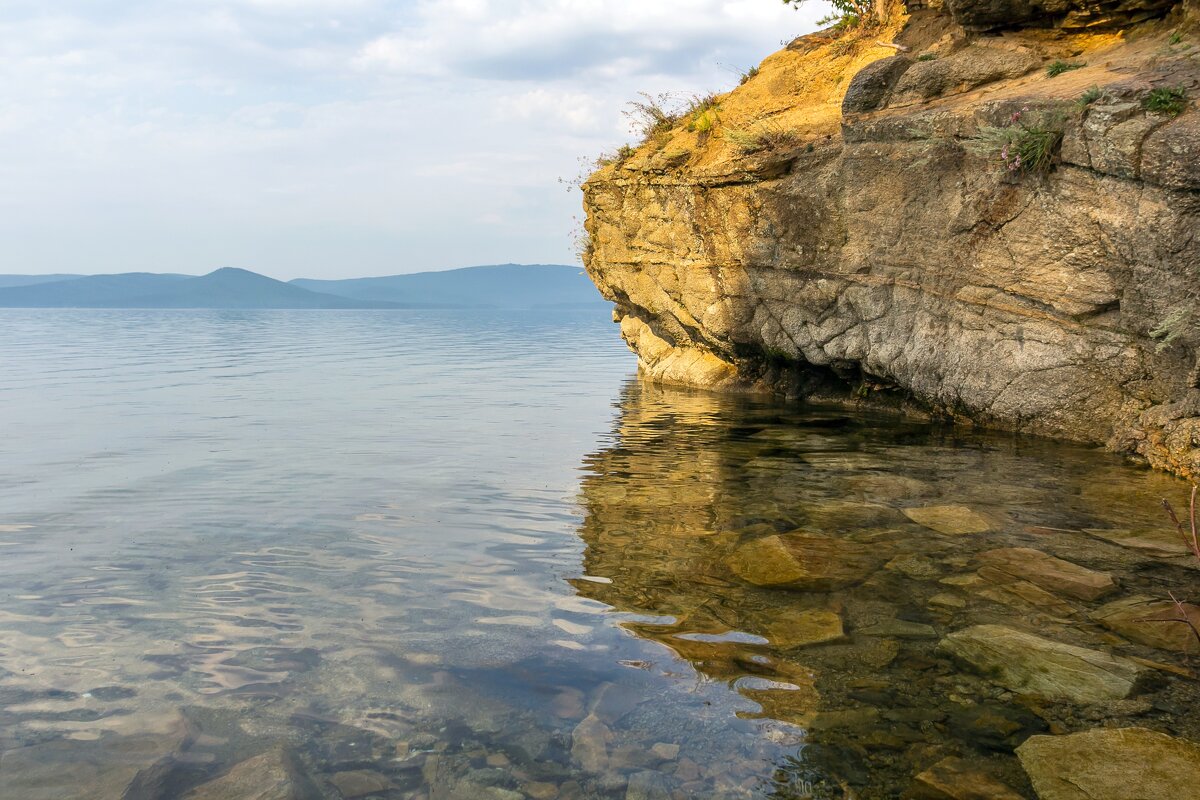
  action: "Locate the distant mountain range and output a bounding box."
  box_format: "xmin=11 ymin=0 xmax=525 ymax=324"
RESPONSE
xmin=0 ymin=264 xmax=605 ymax=309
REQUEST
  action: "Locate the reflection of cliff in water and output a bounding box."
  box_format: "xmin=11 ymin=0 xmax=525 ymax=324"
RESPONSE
xmin=571 ymin=381 xmax=1199 ymax=797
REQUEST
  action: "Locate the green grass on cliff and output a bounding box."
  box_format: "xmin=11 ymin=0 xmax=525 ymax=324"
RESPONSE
xmin=1144 ymin=87 xmax=1188 ymax=116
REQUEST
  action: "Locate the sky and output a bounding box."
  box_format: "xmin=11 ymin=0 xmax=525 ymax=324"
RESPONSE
xmin=0 ymin=1 xmax=829 ymax=279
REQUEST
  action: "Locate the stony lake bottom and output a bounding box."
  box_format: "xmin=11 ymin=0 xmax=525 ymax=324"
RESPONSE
xmin=0 ymin=309 xmax=1196 ymax=800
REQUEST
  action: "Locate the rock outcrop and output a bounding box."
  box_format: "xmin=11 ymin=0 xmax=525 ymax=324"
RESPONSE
xmin=582 ymin=0 xmax=1200 ymax=477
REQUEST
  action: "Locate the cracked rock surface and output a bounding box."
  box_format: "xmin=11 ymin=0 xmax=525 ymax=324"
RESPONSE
xmin=582 ymin=0 xmax=1200 ymax=476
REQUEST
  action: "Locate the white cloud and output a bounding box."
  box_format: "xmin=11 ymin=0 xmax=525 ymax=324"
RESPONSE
xmin=0 ymin=0 xmax=830 ymax=278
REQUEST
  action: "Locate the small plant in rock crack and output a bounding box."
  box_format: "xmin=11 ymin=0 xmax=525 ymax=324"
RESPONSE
xmin=967 ymin=106 xmax=1065 ymax=176
xmin=1046 ymin=60 xmax=1086 ymax=78
xmin=1144 ymin=87 xmax=1188 ymax=116
xmin=1076 ymin=85 xmax=1104 ymax=109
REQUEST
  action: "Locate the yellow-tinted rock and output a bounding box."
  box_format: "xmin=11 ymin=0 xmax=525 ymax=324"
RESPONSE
xmin=912 ymin=756 xmax=1024 ymax=800
xmin=902 ymin=506 xmax=991 ymax=535
xmin=727 ymin=533 xmax=883 ymax=590
xmin=977 ymin=547 xmax=1117 ymax=601
xmin=761 ymin=609 xmax=845 ymax=648
xmin=1017 ymin=728 xmax=1200 ymax=800
xmin=1090 ymin=595 xmax=1200 ymax=653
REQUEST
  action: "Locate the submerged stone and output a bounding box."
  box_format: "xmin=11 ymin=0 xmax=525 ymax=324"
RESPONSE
xmin=625 ymin=770 xmax=673 ymax=800
xmin=902 ymin=506 xmax=991 ymax=535
xmin=571 ymin=714 xmax=612 ymax=774
xmin=911 ymin=756 xmax=1024 ymax=800
xmin=182 ymin=746 xmax=321 ymax=800
xmin=858 ymin=619 xmax=937 ymax=639
xmin=977 ymin=547 xmax=1117 ymax=601
xmin=1090 ymin=595 xmax=1200 ymax=654
xmin=329 ymin=769 xmax=392 ymax=799
xmin=1017 ymin=727 xmax=1200 ymax=800
xmin=761 ymin=609 xmax=845 ymax=648
xmin=938 ymin=624 xmax=1143 ymax=703
xmin=727 ymin=532 xmax=883 ymax=590
xmin=1082 ymin=528 xmax=1195 ymax=559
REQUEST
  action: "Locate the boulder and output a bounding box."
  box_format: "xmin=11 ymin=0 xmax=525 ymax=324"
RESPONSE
xmin=911 ymin=756 xmax=1025 ymax=800
xmin=945 ymin=0 xmax=1177 ymax=30
xmin=727 ymin=532 xmax=884 ymax=590
xmin=938 ymin=624 xmax=1144 ymax=703
xmin=890 ymin=43 xmax=1039 ymax=104
xmin=977 ymin=547 xmax=1117 ymax=601
xmin=842 ymin=55 xmax=913 ymax=114
xmin=1090 ymin=595 xmax=1200 ymax=653
xmin=902 ymin=506 xmax=991 ymax=536
xmin=1017 ymin=727 xmax=1200 ymax=800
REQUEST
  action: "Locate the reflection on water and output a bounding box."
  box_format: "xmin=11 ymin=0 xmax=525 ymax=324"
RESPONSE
xmin=0 ymin=310 xmax=1197 ymax=799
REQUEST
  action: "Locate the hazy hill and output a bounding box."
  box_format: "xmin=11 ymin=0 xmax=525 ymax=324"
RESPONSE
xmin=0 ymin=273 xmax=192 ymax=307
xmin=0 ymin=274 xmax=85 ymax=288
xmin=290 ymin=264 xmax=604 ymax=308
xmin=0 ymin=268 xmax=394 ymax=309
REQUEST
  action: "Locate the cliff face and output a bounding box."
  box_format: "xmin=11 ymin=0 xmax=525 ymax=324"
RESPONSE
xmin=582 ymin=0 xmax=1200 ymax=477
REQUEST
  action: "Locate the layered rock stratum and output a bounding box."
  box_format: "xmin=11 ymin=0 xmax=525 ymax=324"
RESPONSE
xmin=582 ymin=0 xmax=1200 ymax=477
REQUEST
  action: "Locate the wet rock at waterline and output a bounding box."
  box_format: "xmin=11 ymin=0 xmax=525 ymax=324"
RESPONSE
xmin=1017 ymin=727 xmax=1200 ymax=800
xmin=976 ymin=547 xmax=1117 ymax=601
xmin=938 ymin=624 xmax=1144 ymax=703
xmin=726 ymin=532 xmax=884 ymax=590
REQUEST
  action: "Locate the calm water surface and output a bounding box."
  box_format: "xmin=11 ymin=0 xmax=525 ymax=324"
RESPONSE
xmin=0 ymin=309 xmax=1196 ymax=799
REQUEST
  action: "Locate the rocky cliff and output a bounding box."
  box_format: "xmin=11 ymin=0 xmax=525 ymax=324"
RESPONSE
xmin=582 ymin=0 xmax=1200 ymax=477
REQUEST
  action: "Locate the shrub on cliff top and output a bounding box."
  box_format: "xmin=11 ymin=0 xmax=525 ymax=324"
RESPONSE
xmin=782 ymin=0 xmax=873 ymax=30
xmin=624 ymin=92 xmax=681 ymax=144
xmin=726 ymin=120 xmax=804 ymax=155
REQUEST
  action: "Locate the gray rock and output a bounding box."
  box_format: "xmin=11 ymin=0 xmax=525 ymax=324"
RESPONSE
xmin=890 ymin=43 xmax=1039 ymax=104
xmin=842 ymin=55 xmax=913 ymax=115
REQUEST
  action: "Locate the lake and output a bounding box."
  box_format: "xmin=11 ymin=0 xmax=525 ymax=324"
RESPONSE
xmin=0 ymin=309 xmax=1196 ymax=799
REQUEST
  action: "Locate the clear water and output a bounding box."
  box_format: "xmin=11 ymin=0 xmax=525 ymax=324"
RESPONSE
xmin=0 ymin=309 xmax=1196 ymax=799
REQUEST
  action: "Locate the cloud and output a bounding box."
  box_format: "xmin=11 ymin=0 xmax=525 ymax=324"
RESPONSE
xmin=0 ymin=0 xmax=830 ymax=278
